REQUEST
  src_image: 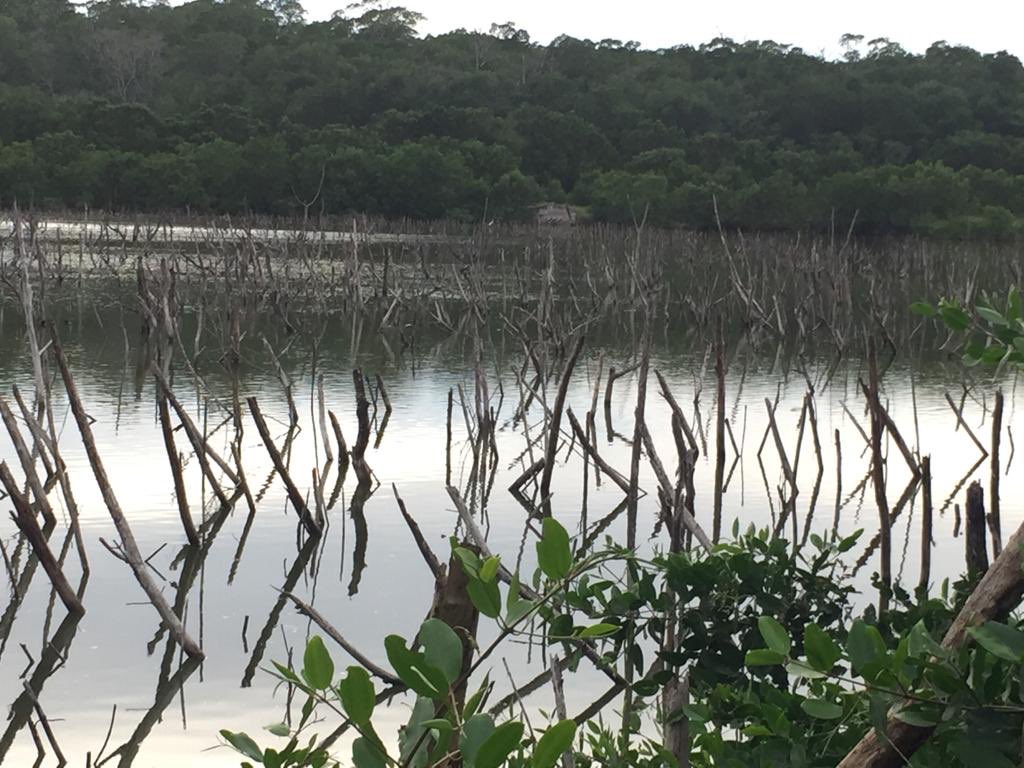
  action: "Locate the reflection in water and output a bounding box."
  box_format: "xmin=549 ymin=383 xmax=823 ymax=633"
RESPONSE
xmin=0 ymin=282 xmax=1021 ymax=764
xmin=0 ymin=590 xmax=85 ymax=762
xmin=241 ymin=536 xmax=320 ymax=688
xmin=347 ymin=476 xmax=375 ymax=597
xmin=104 ymin=656 xmax=204 ymax=768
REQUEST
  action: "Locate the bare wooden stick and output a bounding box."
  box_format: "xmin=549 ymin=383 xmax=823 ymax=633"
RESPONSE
xmin=943 ymin=391 xmax=988 ymax=457
xmin=0 ymin=396 xmax=56 ymax=527
xmin=571 ymin=682 xmax=625 ymax=723
xmin=604 ymin=362 xmax=638 ymax=414
xmin=262 ymin=334 xmax=298 ymax=426
xmin=640 ymin=425 xmax=712 ymax=553
xmin=655 ymin=370 xmax=699 ymax=456
xmin=965 ymin=481 xmax=989 ymax=577
xmin=317 ymin=374 xmax=334 ymax=464
xmin=713 ymin=319 xmax=727 ymax=542
xmin=663 ymin=671 xmax=690 ymax=768
xmin=157 ymin=394 xmax=199 ymax=547
xmin=52 ymin=333 xmax=202 ymax=658
xmin=540 ymin=336 xmax=585 ymax=516
xmin=841 ymin=401 xmax=871 ymax=447
xmin=918 ymin=456 xmax=932 ymax=593
xmin=19 ymin=261 xmax=49 ymax=412
xmin=549 ymin=654 xmax=576 ymax=768
xmin=392 ymin=484 xmax=442 ymax=579
xmin=625 ymin=338 xmax=650 ymax=551
xmin=328 ymin=410 xmax=350 ymax=465
xmin=0 ymin=463 xmax=83 ymax=617
xmin=10 ymin=385 xmax=56 ymax=485
xmin=351 ymin=370 xmax=372 ymax=483
xmin=284 ymin=592 xmax=400 ymax=685
xmin=22 ymin=679 xmax=66 ymax=767
xmin=566 ymin=409 xmax=630 ymax=493
xmin=866 ymin=339 xmax=891 ymax=616
xmin=246 ymin=397 xmax=322 ymax=537
xmin=374 ymin=373 xmax=393 ymax=413
xmin=445 ymin=388 xmax=453 ymax=485
xmin=857 ymin=379 xmax=920 ymax=478
xmin=833 ymin=428 xmax=843 ymax=535
xmin=508 ymin=458 xmax=544 ymax=495
xmin=990 ymin=389 xmax=1003 ymax=556
xmin=152 ymin=367 xmax=239 ymax=488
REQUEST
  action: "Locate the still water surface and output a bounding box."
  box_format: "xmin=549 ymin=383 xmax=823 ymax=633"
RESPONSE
xmin=0 ymin=293 xmax=1018 ymax=765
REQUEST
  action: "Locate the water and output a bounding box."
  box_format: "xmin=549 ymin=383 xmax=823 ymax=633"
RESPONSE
xmin=0 ymin=288 xmax=1018 ymax=765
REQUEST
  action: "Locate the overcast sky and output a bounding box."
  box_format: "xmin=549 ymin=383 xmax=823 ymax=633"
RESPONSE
xmin=293 ymin=0 xmax=1024 ymax=58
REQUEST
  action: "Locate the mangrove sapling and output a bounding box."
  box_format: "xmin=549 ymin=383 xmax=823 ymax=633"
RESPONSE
xmin=222 ymin=519 xmax=866 ymax=768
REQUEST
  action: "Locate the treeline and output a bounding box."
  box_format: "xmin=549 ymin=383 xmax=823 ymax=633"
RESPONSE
xmin=2 ymin=0 xmax=1024 ymax=235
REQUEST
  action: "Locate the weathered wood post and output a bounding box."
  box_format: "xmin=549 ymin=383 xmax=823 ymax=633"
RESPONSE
xmin=965 ymin=480 xmax=989 ymax=578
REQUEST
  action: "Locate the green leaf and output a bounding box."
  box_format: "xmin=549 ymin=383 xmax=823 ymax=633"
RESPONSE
xmin=910 ymin=301 xmax=936 ymax=317
xmin=745 ymin=648 xmax=786 ymax=666
xmin=907 ymin=620 xmax=945 ymax=659
xmin=421 ymin=718 xmax=455 ymax=732
xmin=353 ymin=736 xmax=388 ymax=768
xmin=786 ymin=660 xmax=825 ymax=679
xmin=271 ymin=661 xmax=302 ymax=685
xmin=460 ymin=713 xmax=496 ymax=768
xmin=480 ymin=556 xmax=501 ymax=583
xmin=801 ymin=699 xmax=843 ymax=720
xmin=302 ymin=636 xmax=334 ymax=690
xmin=977 ymin=305 xmax=1007 ymax=326
xmin=804 ymin=623 xmax=841 ymax=672
xmin=462 ymin=675 xmax=491 ymax=722
xmin=468 ymin=577 xmax=502 ymax=618
xmin=893 ymin=703 xmax=942 ymax=727
xmin=476 ymin=721 xmax=525 ymax=768
xmin=940 ymin=303 xmax=970 ymax=332
xmin=951 ymin=741 xmax=1017 ymax=768
xmin=339 ymin=666 xmax=375 ymax=724
xmin=847 ymin=620 xmax=886 ymax=676
xmin=577 ymin=623 xmax=619 ymax=638
xmin=420 ymin=618 xmax=464 ymax=684
xmin=384 ymin=635 xmax=450 ymax=699
xmin=400 ymin=697 xmax=436 ymax=768
xmin=221 ymin=730 xmax=264 ymax=761
xmin=533 ymin=720 xmax=577 ymax=768
xmin=836 ymin=529 xmax=863 ymax=553
xmin=453 ymin=547 xmax=482 ymax=579
xmin=265 ymin=722 xmax=290 ymax=737
xmin=742 ymin=725 xmax=773 ymax=737
xmin=868 ymin=692 xmax=889 ymax=740
xmin=757 ymin=616 xmax=791 ymax=656
xmin=505 ymin=597 xmax=535 ymax=626
xmin=536 ymin=518 xmax=572 ymax=581
xmin=1008 ymin=287 xmax=1022 ymax=321
xmin=968 ymin=621 xmax=1024 ymax=662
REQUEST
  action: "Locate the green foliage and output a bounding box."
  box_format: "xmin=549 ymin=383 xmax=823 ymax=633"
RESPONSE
xmin=536 ymin=518 xmax=572 ymax=581
xmin=224 ymin=522 xmax=1024 ymax=768
xmin=533 ymin=721 xmax=577 ymax=768
xmin=1 ymin=2 xmax=1023 ymax=233
xmin=475 ymin=721 xmax=525 ymax=768
xmin=302 ymin=636 xmax=334 ymax=690
xmin=915 ymin=287 xmax=1024 ymax=369
xmin=384 ymin=634 xmax=449 ymax=699
xmin=338 ymin=667 xmax=375 ymax=724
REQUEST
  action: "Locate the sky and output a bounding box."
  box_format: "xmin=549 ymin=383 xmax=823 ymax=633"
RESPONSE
xmin=294 ymin=0 xmax=1024 ymax=59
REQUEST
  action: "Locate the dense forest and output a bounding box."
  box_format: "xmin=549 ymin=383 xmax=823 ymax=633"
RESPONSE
xmin=2 ymin=0 xmax=1024 ymax=235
